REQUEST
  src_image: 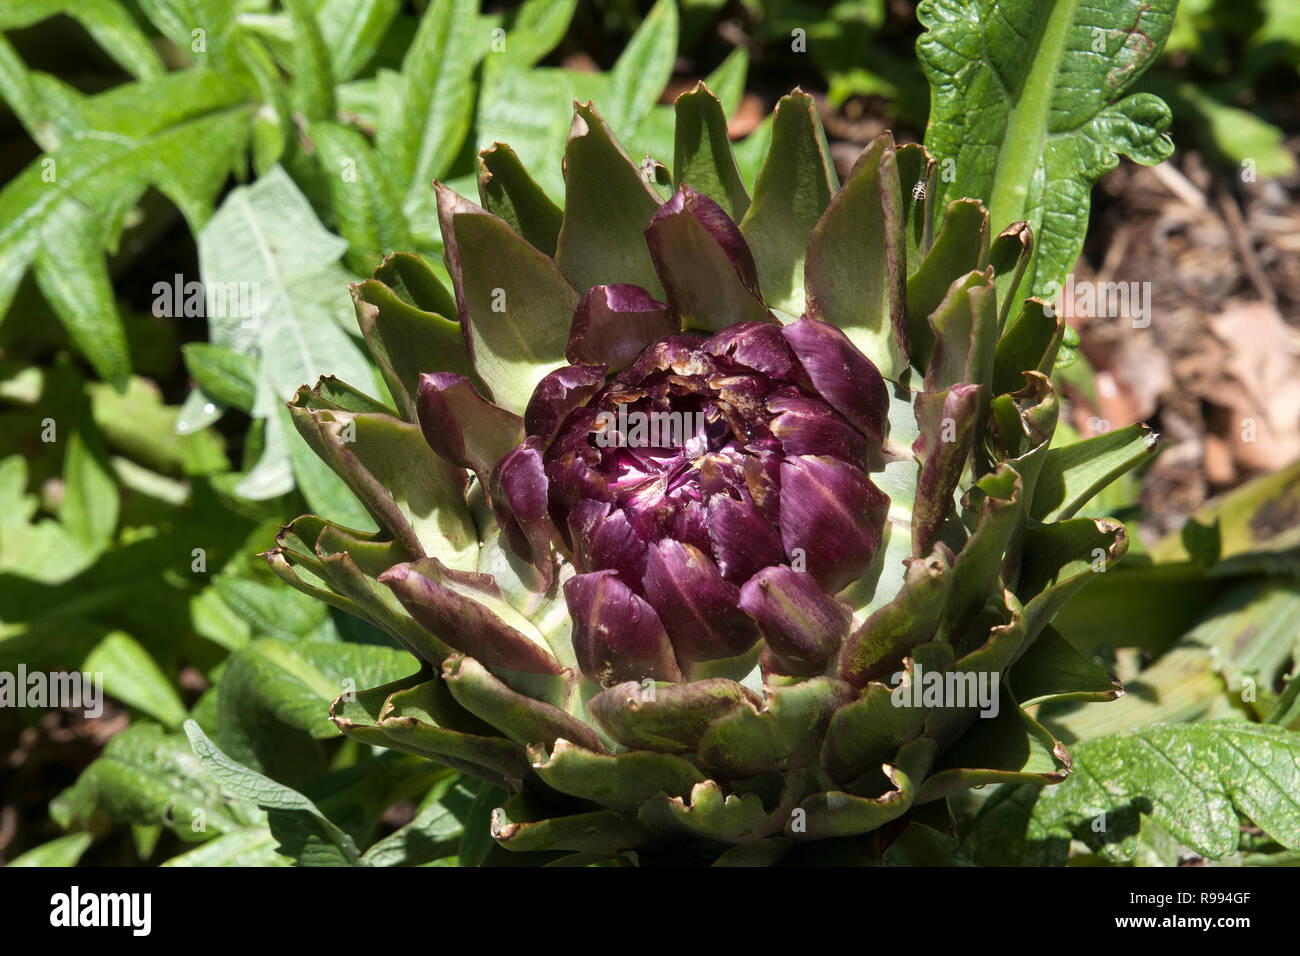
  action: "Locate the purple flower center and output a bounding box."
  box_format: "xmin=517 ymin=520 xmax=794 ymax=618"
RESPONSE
xmin=540 ymin=329 xmax=872 ymax=589
xmin=501 ymin=318 xmax=891 ymax=683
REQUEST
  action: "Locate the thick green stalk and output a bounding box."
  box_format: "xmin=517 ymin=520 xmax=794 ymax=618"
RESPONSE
xmin=987 ymin=0 xmax=1080 ymax=232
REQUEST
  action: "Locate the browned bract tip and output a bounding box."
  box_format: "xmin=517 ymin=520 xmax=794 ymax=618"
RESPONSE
xmin=1053 ymin=739 xmax=1073 ymax=775
xmin=328 ymin=693 xmax=349 ymax=727
xmin=996 ymin=219 xmax=1034 ymax=252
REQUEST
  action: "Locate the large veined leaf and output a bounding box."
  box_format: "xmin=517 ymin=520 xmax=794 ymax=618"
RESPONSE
xmin=216 ymin=638 xmax=413 ymax=771
xmin=967 ymin=721 xmax=1300 ymax=864
xmin=310 ymin=119 xmax=412 ymax=274
xmin=51 ymin=723 xmax=266 ymax=842
xmin=184 ymin=722 xmax=446 ymax=867
xmin=284 ymin=0 xmax=338 ymax=121
xmin=181 ymin=167 xmax=373 ymax=521
xmin=210 ymin=576 xmax=335 ymax=646
xmin=917 ymin=0 xmax=1176 ymax=296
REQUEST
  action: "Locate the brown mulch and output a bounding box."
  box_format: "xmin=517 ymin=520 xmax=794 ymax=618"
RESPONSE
xmin=1071 ymin=146 xmax=1300 ymax=540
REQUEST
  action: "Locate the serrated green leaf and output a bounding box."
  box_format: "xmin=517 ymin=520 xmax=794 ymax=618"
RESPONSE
xmin=1031 ymin=722 xmax=1300 ymax=862
xmin=383 ymin=0 xmax=481 ymax=212
xmin=0 ymin=37 xmax=63 ymax=150
xmin=31 ymin=201 xmax=131 ymax=391
xmin=211 ymin=575 xmax=333 ymax=643
xmin=284 ymin=0 xmax=336 ymax=120
xmin=918 ymin=0 xmax=1176 ymax=295
xmin=136 ymin=0 xmax=240 ymax=64
xmin=216 ymin=637 xmax=413 ymax=777
xmin=239 ymin=29 xmax=292 ymax=175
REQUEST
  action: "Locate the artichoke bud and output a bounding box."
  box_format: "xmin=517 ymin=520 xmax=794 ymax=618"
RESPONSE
xmin=271 ymin=86 xmax=1148 ymax=862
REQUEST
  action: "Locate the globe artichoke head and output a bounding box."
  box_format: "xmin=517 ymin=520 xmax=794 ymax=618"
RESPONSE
xmin=269 ymin=86 xmax=1148 ymax=864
